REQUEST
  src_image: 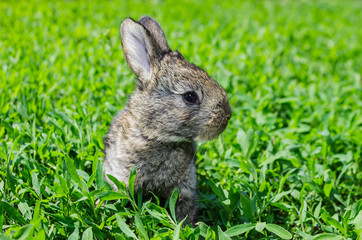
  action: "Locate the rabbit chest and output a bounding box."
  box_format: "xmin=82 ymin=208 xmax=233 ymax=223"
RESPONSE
xmin=104 ymin=116 xmax=197 ymax=199
xmin=134 ymin=141 xmax=196 ymax=198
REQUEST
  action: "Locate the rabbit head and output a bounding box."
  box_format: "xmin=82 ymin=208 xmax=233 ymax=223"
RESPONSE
xmin=120 ymin=17 xmax=231 ymax=142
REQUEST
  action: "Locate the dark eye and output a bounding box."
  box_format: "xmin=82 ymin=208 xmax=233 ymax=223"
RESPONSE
xmin=183 ymin=91 xmax=199 ymax=105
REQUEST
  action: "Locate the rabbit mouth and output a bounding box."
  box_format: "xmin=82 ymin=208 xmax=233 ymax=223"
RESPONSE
xmin=195 ymin=118 xmax=229 ymax=142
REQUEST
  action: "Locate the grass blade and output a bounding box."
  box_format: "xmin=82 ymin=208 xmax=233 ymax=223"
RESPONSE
xmin=116 ymin=214 xmax=138 ymax=239
xmin=12 ymin=224 xmax=34 ymax=240
xmin=265 ymin=224 xmax=292 ymax=240
xmin=129 ymin=165 xmax=136 ymax=200
xmin=95 ymin=191 xmax=128 ymax=201
xmin=255 ymin=222 xmax=266 ymax=232
xmin=313 ymin=233 xmax=344 ymax=240
xmin=172 ymin=219 xmax=185 ymax=240
xmin=82 ymin=227 xmax=93 ymax=240
xmin=0 ymin=201 xmax=27 ymax=225
xmin=225 ymin=223 xmax=255 ymax=237
xmin=218 ymin=226 xmax=232 ymax=240
xmin=134 ymin=212 xmax=149 ymax=240
xmin=169 ymin=188 xmax=179 ymax=223
xmin=95 ymin=159 xmax=105 ymax=190
xmin=240 ymin=194 xmax=254 ymax=222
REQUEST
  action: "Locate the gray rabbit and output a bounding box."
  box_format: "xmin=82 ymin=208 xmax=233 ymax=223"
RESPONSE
xmin=103 ymin=16 xmax=231 ymax=224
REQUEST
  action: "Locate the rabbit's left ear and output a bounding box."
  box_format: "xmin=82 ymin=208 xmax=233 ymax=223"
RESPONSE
xmin=139 ymin=16 xmax=171 ymax=53
xmin=120 ymin=18 xmax=160 ymax=84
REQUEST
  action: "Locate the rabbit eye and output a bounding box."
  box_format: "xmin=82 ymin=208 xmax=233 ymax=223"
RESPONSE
xmin=183 ymin=91 xmax=200 ymax=105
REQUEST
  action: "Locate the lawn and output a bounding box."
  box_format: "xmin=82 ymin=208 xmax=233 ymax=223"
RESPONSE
xmin=0 ymin=0 xmax=361 ymax=239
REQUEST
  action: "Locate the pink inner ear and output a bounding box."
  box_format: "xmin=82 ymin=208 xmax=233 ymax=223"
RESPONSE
xmin=130 ymin=32 xmax=151 ymax=73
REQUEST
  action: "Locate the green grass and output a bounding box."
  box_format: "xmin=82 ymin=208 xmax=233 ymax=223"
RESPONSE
xmin=1 ymin=0 xmax=361 ymax=239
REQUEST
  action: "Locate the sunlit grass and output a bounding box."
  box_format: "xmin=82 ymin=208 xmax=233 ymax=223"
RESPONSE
xmin=0 ymin=0 xmax=361 ymax=239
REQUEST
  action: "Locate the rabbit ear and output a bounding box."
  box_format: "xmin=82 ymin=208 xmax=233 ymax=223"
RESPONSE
xmin=120 ymin=18 xmax=158 ymax=83
xmin=138 ymin=16 xmax=171 ymax=53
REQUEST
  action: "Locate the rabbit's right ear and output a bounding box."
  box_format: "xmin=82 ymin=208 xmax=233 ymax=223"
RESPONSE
xmin=120 ymin=18 xmax=158 ymax=84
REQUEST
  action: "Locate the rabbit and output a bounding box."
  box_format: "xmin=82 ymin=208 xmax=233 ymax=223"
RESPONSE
xmin=103 ymin=16 xmax=231 ymax=224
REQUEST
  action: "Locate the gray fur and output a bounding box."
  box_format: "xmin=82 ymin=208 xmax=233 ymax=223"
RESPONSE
xmin=103 ymin=16 xmax=231 ymax=224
